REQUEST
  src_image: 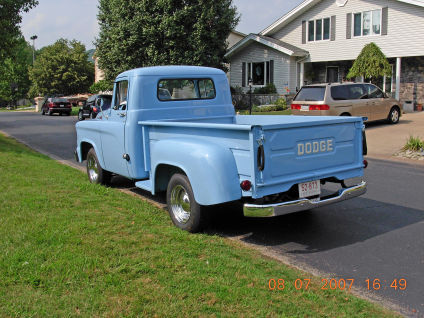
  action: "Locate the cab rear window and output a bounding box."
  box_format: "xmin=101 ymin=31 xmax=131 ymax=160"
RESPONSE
xmin=294 ymin=87 xmax=325 ymax=101
xmin=158 ymin=79 xmax=216 ymax=101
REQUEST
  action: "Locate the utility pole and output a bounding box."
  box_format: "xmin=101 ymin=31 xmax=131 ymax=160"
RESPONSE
xmin=30 ymin=35 xmax=38 ymax=64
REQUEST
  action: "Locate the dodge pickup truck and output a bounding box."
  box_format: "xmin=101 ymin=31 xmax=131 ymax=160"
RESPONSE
xmin=75 ymin=66 xmax=367 ymax=232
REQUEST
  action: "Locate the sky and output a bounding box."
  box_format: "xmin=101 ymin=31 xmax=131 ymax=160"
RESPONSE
xmin=21 ymin=0 xmax=304 ymax=50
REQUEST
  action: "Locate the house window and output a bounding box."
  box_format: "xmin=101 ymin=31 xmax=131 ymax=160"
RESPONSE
xmin=246 ymin=61 xmax=271 ymax=86
xmin=308 ymin=21 xmax=314 ymax=41
xmin=353 ymin=9 xmax=381 ymax=36
xmin=308 ymin=18 xmax=330 ymax=41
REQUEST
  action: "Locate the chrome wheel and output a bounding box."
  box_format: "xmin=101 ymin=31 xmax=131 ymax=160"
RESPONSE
xmin=87 ymin=155 xmax=99 ymax=182
xmin=170 ymin=185 xmax=191 ymax=224
xmin=390 ymin=109 xmax=399 ymax=123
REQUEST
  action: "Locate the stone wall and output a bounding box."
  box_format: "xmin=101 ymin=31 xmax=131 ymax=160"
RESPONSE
xmin=231 ymin=94 xmax=293 ymax=111
xmin=399 ymin=57 xmax=424 ymax=108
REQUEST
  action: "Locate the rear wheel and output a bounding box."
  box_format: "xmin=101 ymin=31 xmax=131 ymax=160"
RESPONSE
xmin=86 ymin=148 xmax=112 ymax=185
xmin=166 ymin=173 xmax=207 ymax=232
xmin=388 ymin=107 xmax=400 ymax=124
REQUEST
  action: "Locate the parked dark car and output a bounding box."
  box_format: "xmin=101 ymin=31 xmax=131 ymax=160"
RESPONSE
xmin=78 ymin=94 xmax=112 ymax=120
xmin=41 ymin=97 xmax=72 ymax=116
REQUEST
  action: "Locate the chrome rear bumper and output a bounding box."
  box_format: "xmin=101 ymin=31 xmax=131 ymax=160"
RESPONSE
xmin=243 ymin=181 xmax=367 ymax=218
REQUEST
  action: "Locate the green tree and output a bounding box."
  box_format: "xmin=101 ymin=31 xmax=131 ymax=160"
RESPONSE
xmin=96 ymin=0 xmax=239 ymax=80
xmin=347 ymin=42 xmax=392 ymax=83
xmin=0 ymin=0 xmax=38 ymax=60
xmin=89 ymin=79 xmax=113 ymax=94
xmin=28 ymin=39 xmax=94 ymax=96
xmin=0 ymin=37 xmax=33 ymax=104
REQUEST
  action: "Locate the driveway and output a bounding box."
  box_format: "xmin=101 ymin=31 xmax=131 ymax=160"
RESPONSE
xmin=366 ymin=111 xmax=424 ymax=163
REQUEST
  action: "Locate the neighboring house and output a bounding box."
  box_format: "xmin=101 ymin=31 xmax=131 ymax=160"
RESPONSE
xmin=227 ymin=30 xmax=246 ymax=49
xmin=226 ymin=0 xmax=424 ymax=105
xmin=93 ymin=52 xmax=105 ymax=83
xmin=225 ymin=30 xmax=246 ymax=81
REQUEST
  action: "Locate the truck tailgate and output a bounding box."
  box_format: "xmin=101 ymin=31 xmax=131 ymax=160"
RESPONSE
xmin=237 ymin=115 xmax=364 ymax=198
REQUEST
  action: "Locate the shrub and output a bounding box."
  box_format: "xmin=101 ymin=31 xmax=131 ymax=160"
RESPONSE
xmin=253 ymin=83 xmax=277 ymax=94
xmin=403 ymin=136 xmax=424 ymax=151
xmin=230 ymin=86 xmax=243 ymax=95
xmin=275 ymin=97 xmax=287 ymax=110
xmin=89 ymin=80 xmax=113 ymax=94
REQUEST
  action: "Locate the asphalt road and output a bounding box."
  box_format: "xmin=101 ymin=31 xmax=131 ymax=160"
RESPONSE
xmin=1 ymin=112 xmax=423 ymax=317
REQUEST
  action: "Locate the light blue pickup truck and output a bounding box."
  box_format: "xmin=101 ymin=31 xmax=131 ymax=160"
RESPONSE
xmin=75 ymin=66 xmax=367 ymax=232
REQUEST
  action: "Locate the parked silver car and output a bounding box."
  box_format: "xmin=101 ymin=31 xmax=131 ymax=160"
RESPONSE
xmin=291 ymin=83 xmax=402 ymax=124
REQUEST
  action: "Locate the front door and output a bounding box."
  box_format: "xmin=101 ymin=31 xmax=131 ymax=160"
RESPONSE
xmin=100 ymin=79 xmax=130 ymax=177
xmin=327 ymin=67 xmax=339 ymax=83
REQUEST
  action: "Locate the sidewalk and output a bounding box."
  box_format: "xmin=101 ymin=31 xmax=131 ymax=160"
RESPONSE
xmin=365 ymin=111 xmax=424 ymax=164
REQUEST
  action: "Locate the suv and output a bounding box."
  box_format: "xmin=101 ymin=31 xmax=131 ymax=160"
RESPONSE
xmin=78 ymin=94 xmax=112 ymax=120
xmin=41 ymin=97 xmax=72 ymax=116
xmin=291 ymin=83 xmax=402 ymax=124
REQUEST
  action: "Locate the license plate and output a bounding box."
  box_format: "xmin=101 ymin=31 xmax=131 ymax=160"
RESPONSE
xmin=60 ymin=104 xmax=64 ymax=107
xmin=300 ymin=105 xmax=309 ymax=111
xmin=298 ymin=180 xmax=320 ymax=198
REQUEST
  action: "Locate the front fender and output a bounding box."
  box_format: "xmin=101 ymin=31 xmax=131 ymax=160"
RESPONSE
xmin=75 ymin=121 xmax=105 ymax=168
xmin=151 ymin=138 xmax=241 ymax=206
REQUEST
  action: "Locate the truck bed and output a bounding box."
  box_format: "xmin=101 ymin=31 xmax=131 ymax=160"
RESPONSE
xmin=139 ymin=115 xmax=364 ymax=202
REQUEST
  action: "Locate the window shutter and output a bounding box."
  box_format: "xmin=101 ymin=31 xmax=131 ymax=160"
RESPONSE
xmin=270 ymin=60 xmax=274 ymax=84
xmin=242 ymin=62 xmax=246 ymax=87
xmin=330 ymin=15 xmax=336 ymax=41
xmin=301 ymin=20 xmax=306 ymax=44
xmin=382 ymin=7 xmax=388 ymax=35
xmin=346 ymin=13 xmax=352 ymax=39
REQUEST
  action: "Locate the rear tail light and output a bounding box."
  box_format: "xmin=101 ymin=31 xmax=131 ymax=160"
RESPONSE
xmin=291 ymin=104 xmax=330 ymax=111
xmin=48 ymin=102 xmax=54 ymax=108
xmin=240 ymin=180 xmax=252 ymax=191
xmin=93 ymin=107 xmax=98 ymax=112
xmin=363 ymin=159 xmax=368 ymax=169
xmin=309 ymin=105 xmax=330 ymax=111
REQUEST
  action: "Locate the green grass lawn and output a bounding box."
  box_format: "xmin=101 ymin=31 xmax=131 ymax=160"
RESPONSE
xmin=0 ymin=105 xmax=34 ymax=112
xmin=0 ymin=134 xmax=398 ymax=317
xmin=71 ymin=106 xmax=80 ymax=116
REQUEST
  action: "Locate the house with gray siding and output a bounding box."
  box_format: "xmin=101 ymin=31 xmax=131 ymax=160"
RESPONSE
xmin=226 ymin=0 xmax=424 ymax=105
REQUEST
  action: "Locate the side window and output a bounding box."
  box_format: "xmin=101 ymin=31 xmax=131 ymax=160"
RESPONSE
xmin=87 ymin=96 xmax=95 ymax=106
xmin=113 ymin=81 xmax=128 ymax=110
xmin=101 ymin=97 xmax=112 ymax=111
xmin=347 ymin=84 xmax=367 ymax=99
xmin=331 ymin=86 xmax=349 ymax=100
xmin=365 ymin=84 xmax=384 ymax=98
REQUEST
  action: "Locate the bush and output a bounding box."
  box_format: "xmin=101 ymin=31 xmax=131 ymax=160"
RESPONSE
xmin=89 ymin=80 xmax=113 ymax=94
xmin=230 ymin=85 xmax=243 ymax=95
xmin=403 ymin=136 xmax=424 ymax=151
xmin=253 ymin=83 xmax=277 ymax=94
xmin=275 ymin=97 xmax=287 ymax=110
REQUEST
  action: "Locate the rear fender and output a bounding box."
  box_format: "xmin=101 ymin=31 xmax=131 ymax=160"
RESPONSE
xmin=151 ymin=138 xmax=241 ymax=206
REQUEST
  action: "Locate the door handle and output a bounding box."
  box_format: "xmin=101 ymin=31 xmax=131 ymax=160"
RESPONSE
xmin=118 ymin=112 xmax=126 ymax=117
